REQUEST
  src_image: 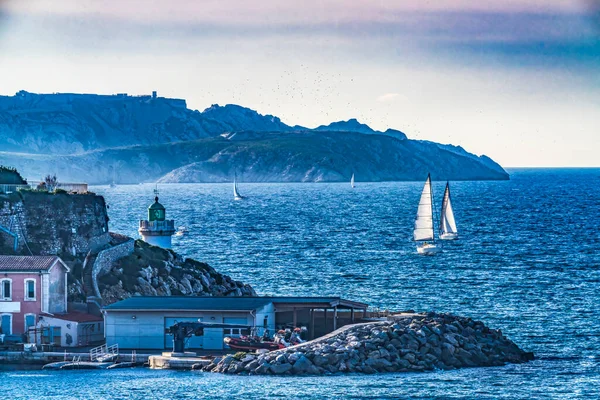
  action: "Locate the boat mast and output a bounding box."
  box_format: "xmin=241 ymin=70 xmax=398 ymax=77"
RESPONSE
xmin=429 ymin=174 xmax=436 ymax=244
xmin=440 ymin=182 xmax=448 ymax=236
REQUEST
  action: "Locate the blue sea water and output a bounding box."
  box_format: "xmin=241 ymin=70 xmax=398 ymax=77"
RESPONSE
xmin=3 ymin=168 xmax=600 ymax=399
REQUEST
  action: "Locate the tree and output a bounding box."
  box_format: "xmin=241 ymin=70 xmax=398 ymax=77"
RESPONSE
xmin=43 ymin=174 xmax=58 ymax=192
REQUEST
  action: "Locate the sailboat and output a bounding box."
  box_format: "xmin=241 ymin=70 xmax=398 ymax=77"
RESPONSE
xmin=414 ymin=173 xmax=441 ymax=255
xmin=351 ymin=173 xmax=355 ymax=188
xmin=439 ymin=182 xmax=458 ymax=240
xmin=233 ymin=176 xmax=244 ymax=201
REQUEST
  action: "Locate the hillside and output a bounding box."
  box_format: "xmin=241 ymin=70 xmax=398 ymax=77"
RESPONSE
xmin=0 ymin=131 xmax=508 ymax=183
xmin=0 ymin=91 xmax=508 ymax=182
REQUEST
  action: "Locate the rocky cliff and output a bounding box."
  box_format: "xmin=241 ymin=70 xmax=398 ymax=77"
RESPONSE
xmin=97 ymin=240 xmax=256 ymax=305
xmin=0 ymin=91 xmax=508 ymax=182
xmin=204 ymin=313 xmax=533 ymax=375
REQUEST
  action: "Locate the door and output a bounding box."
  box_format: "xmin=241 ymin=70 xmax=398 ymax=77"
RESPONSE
xmin=203 ymin=328 xmax=224 ymax=350
xmin=164 ymin=317 xmax=203 ymax=350
xmin=25 ymin=315 xmax=35 ymax=333
xmin=1 ymin=314 xmax=11 ymax=335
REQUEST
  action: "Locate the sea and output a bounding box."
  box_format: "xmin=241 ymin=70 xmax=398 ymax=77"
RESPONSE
xmin=3 ymin=168 xmax=599 ymax=399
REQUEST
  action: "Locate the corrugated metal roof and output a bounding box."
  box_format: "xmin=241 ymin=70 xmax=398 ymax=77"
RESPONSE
xmin=103 ymin=296 xmax=368 ymax=311
xmin=0 ymin=255 xmax=62 ymax=272
xmin=103 ymin=296 xmax=272 ymax=311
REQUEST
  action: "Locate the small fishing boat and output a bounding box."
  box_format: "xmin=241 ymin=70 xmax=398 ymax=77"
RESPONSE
xmin=414 ymin=173 xmax=441 ymax=255
xmin=175 ymin=226 xmax=188 ymax=237
xmin=351 ymin=173 xmax=355 ymax=188
xmin=233 ymin=176 xmax=244 ymax=200
xmin=224 ymin=336 xmax=284 ymax=351
xmin=439 ymin=182 xmax=458 ymax=240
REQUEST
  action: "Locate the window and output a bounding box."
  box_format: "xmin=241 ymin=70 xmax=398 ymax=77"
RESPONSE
xmin=223 ymin=328 xmax=250 ymax=336
xmin=223 ymin=328 xmax=242 ymax=336
xmin=0 ymin=279 xmax=11 ymax=300
xmin=24 ymin=279 xmax=36 ymax=301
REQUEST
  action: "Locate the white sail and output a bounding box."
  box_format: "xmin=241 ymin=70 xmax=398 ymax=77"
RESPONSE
xmin=351 ymin=174 xmax=355 ymax=188
xmin=233 ymin=178 xmax=242 ymax=199
xmin=414 ymin=175 xmax=434 ymax=241
xmin=440 ymin=183 xmax=458 ymax=235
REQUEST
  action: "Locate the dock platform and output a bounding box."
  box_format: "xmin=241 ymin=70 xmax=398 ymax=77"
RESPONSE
xmin=149 ymin=352 xmax=212 ymax=370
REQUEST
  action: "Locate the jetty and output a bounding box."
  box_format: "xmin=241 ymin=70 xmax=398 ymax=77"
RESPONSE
xmin=202 ymin=312 xmax=534 ymax=375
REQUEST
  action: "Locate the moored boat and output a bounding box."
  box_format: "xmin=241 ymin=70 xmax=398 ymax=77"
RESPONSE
xmin=224 ymin=336 xmax=285 ymax=351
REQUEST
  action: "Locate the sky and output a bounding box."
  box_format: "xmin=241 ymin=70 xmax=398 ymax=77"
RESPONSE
xmin=0 ymin=0 xmax=598 ymax=167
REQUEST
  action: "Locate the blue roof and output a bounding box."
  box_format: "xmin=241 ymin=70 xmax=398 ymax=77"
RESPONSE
xmin=103 ymin=296 xmax=367 ymax=311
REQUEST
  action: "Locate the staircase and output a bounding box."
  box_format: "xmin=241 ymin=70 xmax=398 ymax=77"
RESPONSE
xmin=82 ymin=251 xmax=103 ymax=316
xmin=82 ymin=250 xmax=98 ymax=297
xmin=90 ymin=343 xmax=119 ymax=362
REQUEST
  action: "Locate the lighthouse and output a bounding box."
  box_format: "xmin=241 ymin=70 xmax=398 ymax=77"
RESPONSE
xmin=138 ymin=189 xmax=175 ymax=248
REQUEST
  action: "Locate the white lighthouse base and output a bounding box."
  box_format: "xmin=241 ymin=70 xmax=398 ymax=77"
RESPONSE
xmin=141 ymin=235 xmax=173 ymax=249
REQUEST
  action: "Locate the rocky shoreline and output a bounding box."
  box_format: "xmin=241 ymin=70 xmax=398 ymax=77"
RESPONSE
xmin=202 ymin=313 xmax=533 ymax=375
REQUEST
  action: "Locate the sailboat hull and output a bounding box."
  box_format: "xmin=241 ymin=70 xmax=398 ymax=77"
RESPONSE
xmin=440 ymin=233 xmax=458 ymax=240
xmin=416 ymin=243 xmax=442 ymax=255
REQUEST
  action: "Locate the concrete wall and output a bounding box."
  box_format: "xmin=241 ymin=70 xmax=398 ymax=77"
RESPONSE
xmin=105 ymin=310 xmax=254 ymax=350
xmin=140 ymin=234 xmax=172 ymax=249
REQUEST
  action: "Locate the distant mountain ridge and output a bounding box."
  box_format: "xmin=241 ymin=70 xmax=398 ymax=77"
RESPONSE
xmin=314 ymin=119 xmax=407 ymax=140
xmin=0 ymin=91 xmax=508 ymax=183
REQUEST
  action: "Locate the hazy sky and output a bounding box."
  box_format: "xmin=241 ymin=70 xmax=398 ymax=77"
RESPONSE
xmin=0 ymin=0 xmax=598 ymax=167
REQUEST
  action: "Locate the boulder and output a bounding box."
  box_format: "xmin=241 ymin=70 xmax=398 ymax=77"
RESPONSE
xmin=270 ymin=363 xmax=293 ymax=374
xmin=291 ymin=355 xmax=313 ymax=374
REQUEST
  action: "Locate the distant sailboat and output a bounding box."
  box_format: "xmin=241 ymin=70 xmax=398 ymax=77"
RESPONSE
xmin=414 ymin=173 xmax=441 ymax=255
xmin=439 ymin=182 xmax=458 ymax=240
xmin=233 ymin=176 xmax=244 ymax=201
xmin=109 ymin=166 xmax=117 ymax=188
xmin=351 ymin=173 xmax=355 ymax=188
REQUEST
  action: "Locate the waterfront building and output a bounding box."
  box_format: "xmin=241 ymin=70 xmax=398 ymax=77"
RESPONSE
xmin=0 ymin=256 xmax=69 ymax=336
xmin=33 ymin=311 xmax=104 ymax=347
xmin=138 ymin=190 xmax=175 ymax=249
xmin=103 ymin=296 xmax=368 ymax=351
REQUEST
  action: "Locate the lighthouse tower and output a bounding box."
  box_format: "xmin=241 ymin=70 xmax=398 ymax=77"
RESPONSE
xmin=138 ymin=189 xmax=175 ymax=248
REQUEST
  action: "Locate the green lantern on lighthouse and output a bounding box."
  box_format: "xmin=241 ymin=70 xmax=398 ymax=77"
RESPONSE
xmin=148 ymin=196 xmax=166 ymax=221
xmin=139 ymin=187 xmax=175 ymax=248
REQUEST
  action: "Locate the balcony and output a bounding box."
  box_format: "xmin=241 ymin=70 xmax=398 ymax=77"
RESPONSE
xmin=139 ymin=219 xmax=175 ymax=234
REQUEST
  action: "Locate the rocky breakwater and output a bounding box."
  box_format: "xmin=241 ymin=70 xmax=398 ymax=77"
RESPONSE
xmin=205 ymin=313 xmax=533 ymax=375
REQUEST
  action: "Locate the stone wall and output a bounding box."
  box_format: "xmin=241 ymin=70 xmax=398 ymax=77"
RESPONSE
xmin=0 ymin=191 xmax=110 ymax=256
xmin=91 ymin=236 xmax=135 ymax=298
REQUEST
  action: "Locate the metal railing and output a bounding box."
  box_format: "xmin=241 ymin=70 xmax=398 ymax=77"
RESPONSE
xmin=139 ymin=219 xmax=175 ymax=231
xmin=90 ymin=343 xmax=119 ymax=362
